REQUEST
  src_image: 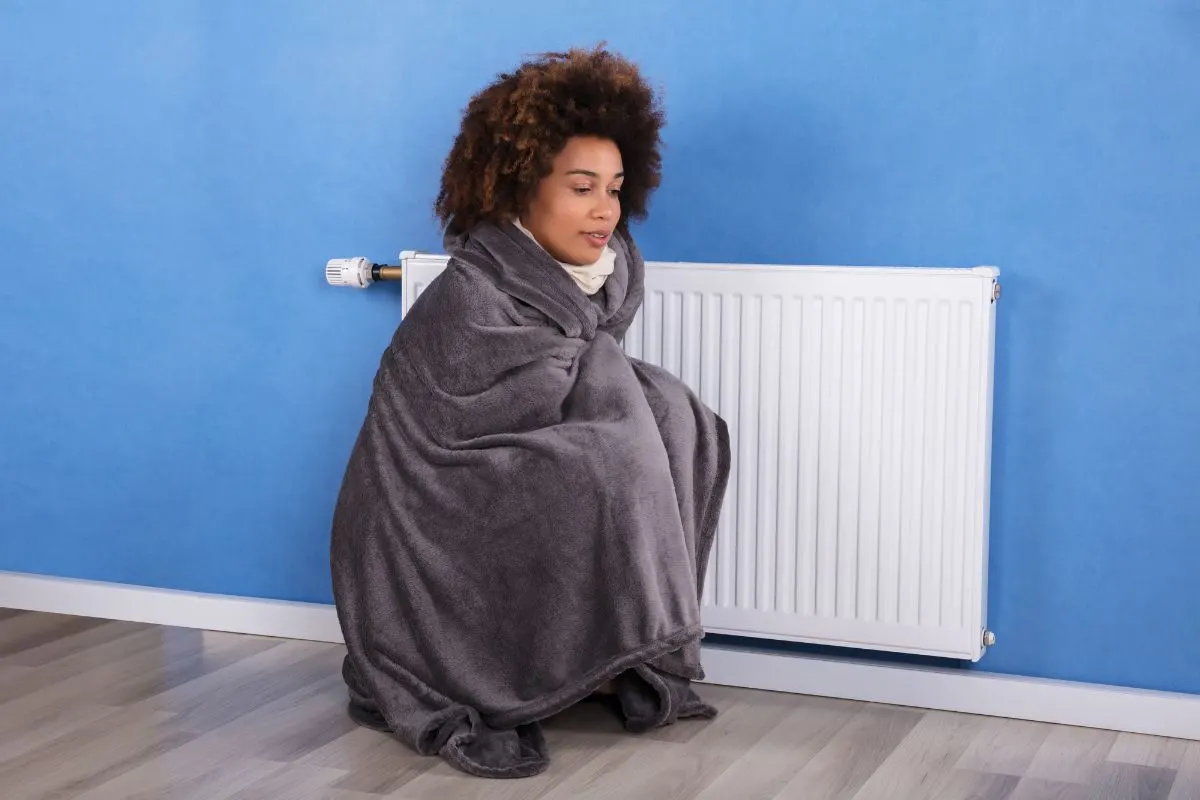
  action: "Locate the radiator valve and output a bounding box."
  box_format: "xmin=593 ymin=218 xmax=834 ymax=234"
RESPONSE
xmin=325 ymin=257 xmax=404 ymax=288
xmin=325 ymin=257 xmax=375 ymax=289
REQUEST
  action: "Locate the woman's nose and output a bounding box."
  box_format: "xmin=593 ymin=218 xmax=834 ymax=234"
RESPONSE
xmin=593 ymin=194 xmax=616 ymax=219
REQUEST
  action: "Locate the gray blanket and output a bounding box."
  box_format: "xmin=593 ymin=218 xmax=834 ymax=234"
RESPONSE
xmin=330 ymin=221 xmax=731 ymax=778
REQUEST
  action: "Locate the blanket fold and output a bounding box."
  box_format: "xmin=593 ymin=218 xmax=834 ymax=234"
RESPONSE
xmin=330 ymin=221 xmax=731 ymax=778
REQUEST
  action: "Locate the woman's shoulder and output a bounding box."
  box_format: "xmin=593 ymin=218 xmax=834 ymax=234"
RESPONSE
xmin=402 ymin=257 xmax=521 ymax=329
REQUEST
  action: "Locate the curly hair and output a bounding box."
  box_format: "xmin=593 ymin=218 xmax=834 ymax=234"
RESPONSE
xmin=435 ymin=46 xmax=665 ymax=235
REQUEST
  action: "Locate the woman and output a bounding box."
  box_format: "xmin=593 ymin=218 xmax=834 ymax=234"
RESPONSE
xmin=330 ymin=46 xmax=731 ymax=779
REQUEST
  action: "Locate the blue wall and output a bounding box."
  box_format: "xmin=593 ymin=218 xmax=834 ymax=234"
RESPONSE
xmin=3 ymin=2 xmax=1198 ymax=694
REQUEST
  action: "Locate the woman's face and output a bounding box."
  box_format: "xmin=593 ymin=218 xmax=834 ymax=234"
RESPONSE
xmin=520 ymin=136 xmax=624 ymax=266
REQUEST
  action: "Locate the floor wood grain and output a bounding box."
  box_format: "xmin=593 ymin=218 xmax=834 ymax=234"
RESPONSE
xmin=0 ymin=610 xmax=1196 ymax=800
xmin=1169 ymin=744 xmax=1200 ymax=800
xmin=1024 ymin=725 xmax=1117 ymax=784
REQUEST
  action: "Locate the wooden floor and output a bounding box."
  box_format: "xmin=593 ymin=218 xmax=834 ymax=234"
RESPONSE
xmin=0 ymin=610 xmax=1197 ymax=800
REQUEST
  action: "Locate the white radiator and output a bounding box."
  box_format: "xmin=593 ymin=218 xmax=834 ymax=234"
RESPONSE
xmin=399 ymin=252 xmax=1000 ymax=662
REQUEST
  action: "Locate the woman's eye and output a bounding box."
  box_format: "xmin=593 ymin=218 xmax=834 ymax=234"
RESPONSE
xmin=609 ymin=188 xmax=622 ymax=197
xmin=573 ymin=186 xmax=591 ymax=195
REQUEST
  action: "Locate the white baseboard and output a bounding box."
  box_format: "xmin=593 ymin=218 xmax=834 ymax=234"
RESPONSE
xmin=0 ymin=570 xmax=344 ymax=644
xmin=700 ymin=646 xmax=1200 ymax=741
xmin=3 ymin=570 xmax=1198 ymax=741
